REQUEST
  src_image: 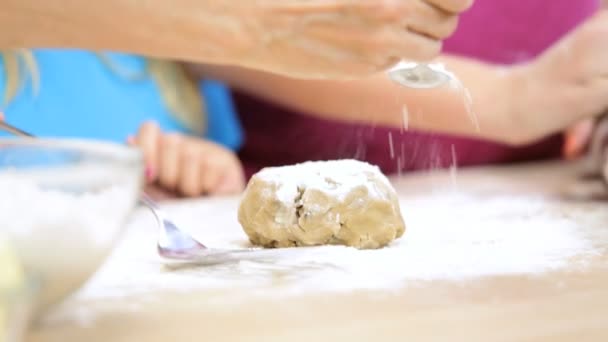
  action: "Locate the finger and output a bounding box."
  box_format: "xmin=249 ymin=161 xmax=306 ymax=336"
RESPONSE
xmin=408 ymin=1 xmax=459 ymax=40
xmin=423 ymin=0 xmax=473 ymax=14
xmin=135 ymin=121 xmax=161 ymax=181
xmin=158 ymin=133 xmax=181 ymax=191
xmin=212 ymin=164 xmax=246 ymax=195
xmin=393 ymin=31 xmax=443 ymax=62
xmin=0 ymin=112 xmax=4 ymax=121
xmin=200 ymin=160 xmax=223 ymax=196
xmin=197 ymin=145 xmax=224 ymax=195
xmin=305 ymin=23 xmax=441 ymax=66
xmin=177 ymin=143 xmax=205 ymax=197
xmin=144 ymin=184 xmax=178 ymax=201
xmin=563 ymin=119 xmax=594 ymax=159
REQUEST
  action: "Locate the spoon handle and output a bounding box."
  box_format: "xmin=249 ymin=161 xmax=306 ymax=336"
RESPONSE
xmin=0 ymin=121 xmax=35 ymax=137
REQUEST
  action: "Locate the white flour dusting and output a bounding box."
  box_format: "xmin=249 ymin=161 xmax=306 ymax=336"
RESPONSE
xmin=421 ymin=62 xmax=480 ymax=132
xmin=388 ymin=132 xmax=395 ymax=159
xmin=255 ymin=160 xmax=392 ymax=204
xmin=401 ymin=104 xmax=409 ymax=131
xmin=436 ymin=64 xmax=479 ymax=132
xmin=0 ymin=167 xmax=140 ymax=309
xmin=71 ymin=192 xmax=600 ymax=303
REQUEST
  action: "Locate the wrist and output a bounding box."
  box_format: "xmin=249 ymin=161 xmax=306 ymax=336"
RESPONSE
xmin=172 ymin=2 xmax=259 ymax=65
xmin=500 ymin=63 xmax=539 ymax=146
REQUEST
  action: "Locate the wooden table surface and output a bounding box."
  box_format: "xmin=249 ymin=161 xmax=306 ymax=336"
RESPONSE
xmin=28 ymin=161 xmax=608 ymax=341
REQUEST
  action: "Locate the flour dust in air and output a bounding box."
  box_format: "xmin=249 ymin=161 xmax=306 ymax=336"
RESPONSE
xmin=410 ymin=63 xmax=479 ymax=132
xmin=388 ymin=132 xmax=395 ymax=160
xmin=401 ymin=104 xmax=409 ymax=131
xmin=449 ymin=144 xmax=459 ymax=188
xmin=443 ymin=66 xmax=479 ymax=132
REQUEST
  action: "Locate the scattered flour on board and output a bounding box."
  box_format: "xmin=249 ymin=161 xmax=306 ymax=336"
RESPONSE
xmin=70 ymin=192 xmax=601 ymax=305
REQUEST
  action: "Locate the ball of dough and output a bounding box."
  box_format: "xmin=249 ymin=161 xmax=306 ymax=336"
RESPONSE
xmin=238 ymin=160 xmax=405 ymax=249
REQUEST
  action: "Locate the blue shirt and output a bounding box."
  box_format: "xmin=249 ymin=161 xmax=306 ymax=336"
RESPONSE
xmin=0 ymin=50 xmax=242 ymax=150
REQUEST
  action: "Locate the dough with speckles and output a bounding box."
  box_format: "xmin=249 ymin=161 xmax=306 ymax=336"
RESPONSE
xmin=237 ymin=160 xmax=405 ymax=249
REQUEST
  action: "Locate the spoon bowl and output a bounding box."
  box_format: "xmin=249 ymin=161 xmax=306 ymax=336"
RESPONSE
xmin=388 ymin=63 xmax=452 ymax=89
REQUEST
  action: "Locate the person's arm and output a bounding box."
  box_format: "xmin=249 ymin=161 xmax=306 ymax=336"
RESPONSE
xmin=0 ymin=0 xmax=472 ymax=80
xmin=193 ymin=7 xmax=608 ymax=147
xmin=0 ymin=1 xmax=251 ymax=66
xmin=193 ymin=57 xmax=529 ymax=145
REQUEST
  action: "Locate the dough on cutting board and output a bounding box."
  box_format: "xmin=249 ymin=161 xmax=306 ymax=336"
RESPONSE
xmin=237 ymin=160 xmax=405 ymax=249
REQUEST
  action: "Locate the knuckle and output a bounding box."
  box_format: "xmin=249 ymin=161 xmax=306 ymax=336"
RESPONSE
xmin=159 ymin=175 xmax=177 ymax=191
xmin=377 ymin=56 xmax=402 ymax=71
xmin=414 ymin=41 xmax=442 ymax=60
xmin=180 ymin=142 xmax=200 ymax=162
xmin=355 ymin=0 xmax=407 ymax=21
xmin=140 ymin=120 xmax=159 ymax=134
xmin=162 ymin=133 xmax=182 ymax=147
xmin=445 ymin=16 xmax=459 ymax=36
xmin=446 ymin=0 xmax=474 ymax=13
xmin=180 ymin=183 xmax=200 ymax=197
xmin=434 ymin=16 xmax=459 ymax=39
xmin=203 ymin=155 xmax=223 ymax=171
xmin=427 ymin=0 xmax=473 ymax=14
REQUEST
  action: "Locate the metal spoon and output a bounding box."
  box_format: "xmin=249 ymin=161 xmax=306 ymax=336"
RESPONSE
xmin=387 ymin=63 xmax=451 ymax=89
xmin=0 ymin=121 xmax=211 ymax=261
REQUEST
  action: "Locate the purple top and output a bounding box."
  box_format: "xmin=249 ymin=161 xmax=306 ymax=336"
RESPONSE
xmin=235 ymin=0 xmax=601 ymax=179
xmin=445 ymin=0 xmax=600 ymax=64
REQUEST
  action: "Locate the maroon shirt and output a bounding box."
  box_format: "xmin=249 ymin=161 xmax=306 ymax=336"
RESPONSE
xmin=234 ymin=0 xmax=600 ymax=179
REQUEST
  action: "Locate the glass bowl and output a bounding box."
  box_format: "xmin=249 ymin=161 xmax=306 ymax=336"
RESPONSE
xmin=1 ymin=283 xmax=37 ymax=342
xmin=0 ymin=137 xmax=143 ymax=316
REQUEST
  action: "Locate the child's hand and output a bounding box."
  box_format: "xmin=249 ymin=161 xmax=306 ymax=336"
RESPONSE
xmin=511 ymin=10 xmax=608 ymax=142
xmin=129 ymin=122 xmax=245 ymax=198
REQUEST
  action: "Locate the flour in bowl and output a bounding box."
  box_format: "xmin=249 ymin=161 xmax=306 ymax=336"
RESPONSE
xmin=0 ymin=167 xmax=140 ymax=311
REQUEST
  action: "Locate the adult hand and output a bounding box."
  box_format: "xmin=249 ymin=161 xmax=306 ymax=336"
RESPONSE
xmin=239 ymin=0 xmax=474 ymax=78
xmin=508 ymin=10 xmax=608 ymax=144
xmin=2 ymin=0 xmax=472 ymax=80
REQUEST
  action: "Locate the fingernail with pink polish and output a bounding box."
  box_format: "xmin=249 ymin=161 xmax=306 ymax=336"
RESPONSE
xmin=145 ymin=166 xmax=155 ymax=181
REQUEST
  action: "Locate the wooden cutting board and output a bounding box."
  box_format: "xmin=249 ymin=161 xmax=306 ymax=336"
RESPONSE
xmin=28 ymin=161 xmax=608 ymax=342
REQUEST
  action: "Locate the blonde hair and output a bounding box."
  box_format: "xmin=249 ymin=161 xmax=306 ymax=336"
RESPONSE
xmin=1 ymin=49 xmax=206 ymax=134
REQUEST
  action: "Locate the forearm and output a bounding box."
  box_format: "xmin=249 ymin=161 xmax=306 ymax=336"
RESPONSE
xmin=0 ymin=0 xmax=255 ymax=65
xmin=197 ymin=56 xmax=525 ymax=145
